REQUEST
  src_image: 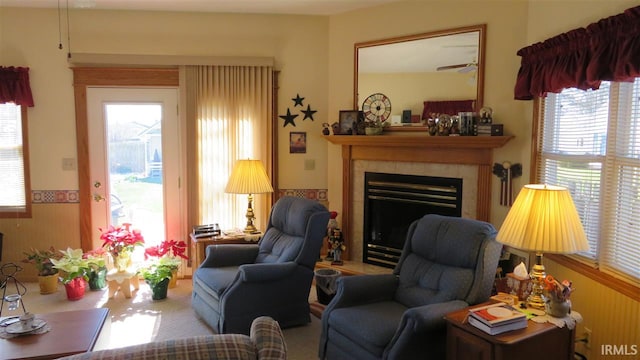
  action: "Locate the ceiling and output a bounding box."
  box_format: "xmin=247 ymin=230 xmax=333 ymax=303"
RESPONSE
xmin=0 ymin=0 xmax=402 ymax=15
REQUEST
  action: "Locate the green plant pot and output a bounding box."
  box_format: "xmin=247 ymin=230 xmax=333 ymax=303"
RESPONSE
xmin=149 ymin=278 xmax=170 ymax=300
xmin=88 ymin=266 xmax=108 ymax=291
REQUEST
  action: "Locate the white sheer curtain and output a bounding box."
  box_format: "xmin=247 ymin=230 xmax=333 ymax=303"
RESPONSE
xmin=182 ymin=65 xmax=274 ymax=232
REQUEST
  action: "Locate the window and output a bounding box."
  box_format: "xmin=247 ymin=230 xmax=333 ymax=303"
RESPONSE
xmin=0 ymin=103 xmax=31 ymax=218
xmin=536 ymin=79 xmax=640 ymax=285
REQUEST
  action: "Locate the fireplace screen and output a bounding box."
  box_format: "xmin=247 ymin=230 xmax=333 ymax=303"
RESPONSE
xmin=363 ymin=172 xmax=462 ymax=268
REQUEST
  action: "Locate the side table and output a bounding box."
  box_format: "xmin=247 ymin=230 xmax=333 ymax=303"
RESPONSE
xmin=444 ymin=304 xmax=575 ymax=360
xmin=190 ymin=232 xmax=262 ymax=268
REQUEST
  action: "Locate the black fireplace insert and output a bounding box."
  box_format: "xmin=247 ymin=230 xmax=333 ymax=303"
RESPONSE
xmin=363 ymin=172 xmax=462 ymax=268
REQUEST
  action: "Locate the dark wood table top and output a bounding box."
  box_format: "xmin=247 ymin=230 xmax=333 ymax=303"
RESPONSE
xmin=445 ymin=302 xmax=561 ymax=345
xmin=0 ymin=308 xmax=110 ymax=360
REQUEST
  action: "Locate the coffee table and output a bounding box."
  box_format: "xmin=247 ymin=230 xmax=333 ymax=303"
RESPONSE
xmin=0 ymin=308 xmax=110 ymax=360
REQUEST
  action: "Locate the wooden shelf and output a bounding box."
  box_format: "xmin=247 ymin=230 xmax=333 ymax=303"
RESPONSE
xmin=324 ymin=135 xmax=513 ymax=149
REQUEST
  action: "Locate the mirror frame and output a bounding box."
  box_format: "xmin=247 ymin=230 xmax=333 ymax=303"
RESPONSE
xmin=354 ymin=24 xmax=486 ymax=129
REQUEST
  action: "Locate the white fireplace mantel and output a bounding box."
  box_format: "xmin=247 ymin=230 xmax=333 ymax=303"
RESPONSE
xmin=325 ymin=134 xmax=513 ymax=261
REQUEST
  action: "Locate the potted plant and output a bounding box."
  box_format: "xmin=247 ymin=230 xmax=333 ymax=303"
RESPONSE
xmin=144 ymin=240 xmax=188 ymax=288
xmin=50 ymin=248 xmax=91 ymax=300
xmin=99 ymin=223 xmax=145 ymax=272
xmin=85 ymin=248 xmax=108 ymax=291
xmin=138 ymin=256 xmax=180 ymax=300
xmin=22 ymin=247 xmax=61 ymax=294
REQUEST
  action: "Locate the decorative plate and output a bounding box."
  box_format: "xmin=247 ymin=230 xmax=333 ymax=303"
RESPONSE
xmin=5 ymin=319 xmax=46 ymax=335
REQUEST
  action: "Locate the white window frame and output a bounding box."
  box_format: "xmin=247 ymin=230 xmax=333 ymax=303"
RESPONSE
xmin=0 ymin=103 xmax=31 ymax=218
xmin=535 ymin=79 xmax=640 ymax=295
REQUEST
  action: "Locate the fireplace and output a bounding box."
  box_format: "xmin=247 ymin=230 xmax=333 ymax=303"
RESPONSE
xmin=363 ymin=172 xmax=462 ymax=268
xmin=324 ymin=134 xmax=512 ymax=265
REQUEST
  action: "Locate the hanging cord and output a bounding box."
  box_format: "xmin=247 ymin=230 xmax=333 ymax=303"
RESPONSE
xmin=66 ymin=0 xmax=72 ymax=59
xmin=57 ymin=0 xmax=63 ymax=49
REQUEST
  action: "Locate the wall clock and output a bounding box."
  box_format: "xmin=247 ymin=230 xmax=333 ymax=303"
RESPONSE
xmin=362 ymin=93 xmax=391 ymax=122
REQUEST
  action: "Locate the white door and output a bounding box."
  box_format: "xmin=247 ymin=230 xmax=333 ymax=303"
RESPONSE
xmin=87 ymin=87 xmax=185 ymax=250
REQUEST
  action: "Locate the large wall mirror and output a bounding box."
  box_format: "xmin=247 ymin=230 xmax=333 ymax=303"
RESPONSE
xmin=354 ymin=24 xmax=486 ymax=130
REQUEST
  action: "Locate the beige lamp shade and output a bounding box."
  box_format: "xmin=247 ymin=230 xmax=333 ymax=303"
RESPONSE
xmin=225 ymin=159 xmax=274 ymax=195
xmin=496 ymin=184 xmax=589 ymax=254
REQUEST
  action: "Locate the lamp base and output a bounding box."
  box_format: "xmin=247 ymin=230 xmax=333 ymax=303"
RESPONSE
xmin=526 ymin=252 xmax=547 ymax=310
xmin=243 ymin=194 xmax=258 ymax=233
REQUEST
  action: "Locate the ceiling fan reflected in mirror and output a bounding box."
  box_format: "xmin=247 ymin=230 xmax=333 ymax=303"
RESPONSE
xmin=436 ymin=60 xmax=478 ymax=73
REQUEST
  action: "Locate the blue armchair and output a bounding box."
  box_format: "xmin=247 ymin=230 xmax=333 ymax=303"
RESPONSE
xmin=319 ymin=214 xmax=502 ymax=360
xmin=192 ymin=196 xmax=330 ymax=334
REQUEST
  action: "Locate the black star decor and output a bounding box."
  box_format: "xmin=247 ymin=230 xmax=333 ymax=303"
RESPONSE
xmin=301 ymin=104 xmax=317 ymax=121
xmin=279 ymin=108 xmax=299 ymax=127
xmin=292 ymin=94 xmax=305 ymax=107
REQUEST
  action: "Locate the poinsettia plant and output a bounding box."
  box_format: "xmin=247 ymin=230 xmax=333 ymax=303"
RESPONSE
xmin=144 ymin=240 xmax=188 ymax=262
xmin=99 ymin=223 xmax=145 ymax=257
xmin=50 ymin=248 xmax=91 ymax=284
xmin=138 ymin=240 xmax=187 ymax=287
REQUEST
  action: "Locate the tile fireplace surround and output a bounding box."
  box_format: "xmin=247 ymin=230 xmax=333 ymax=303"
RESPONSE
xmin=325 ymin=134 xmax=512 ymax=262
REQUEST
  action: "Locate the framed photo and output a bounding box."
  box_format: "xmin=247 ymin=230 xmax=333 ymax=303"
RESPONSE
xmin=289 ymin=132 xmax=307 ymax=153
xmin=339 ymin=110 xmax=359 ymax=135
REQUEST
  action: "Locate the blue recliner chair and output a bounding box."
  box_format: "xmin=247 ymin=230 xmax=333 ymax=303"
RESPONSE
xmin=192 ymin=196 xmax=330 ymax=334
xmin=319 ymin=214 xmax=502 ymax=360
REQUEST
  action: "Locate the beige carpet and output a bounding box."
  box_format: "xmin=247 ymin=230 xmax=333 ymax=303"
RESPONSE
xmin=8 ymin=280 xmax=321 ymax=359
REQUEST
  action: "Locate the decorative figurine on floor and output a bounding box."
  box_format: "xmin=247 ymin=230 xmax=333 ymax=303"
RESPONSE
xmin=329 ymin=229 xmax=346 ymax=265
xmin=324 ymin=211 xmax=339 ymax=261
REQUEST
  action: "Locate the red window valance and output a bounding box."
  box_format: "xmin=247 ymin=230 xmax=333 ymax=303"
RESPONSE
xmin=421 ymin=99 xmax=475 ymax=119
xmin=514 ymin=5 xmax=640 ymax=100
xmin=0 ymin=66 xmax=35 ymax=107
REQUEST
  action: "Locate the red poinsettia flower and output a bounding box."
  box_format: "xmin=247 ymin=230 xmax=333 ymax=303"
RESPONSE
xmin=99 ymin=223 xmax=145 ymax=257
xmin=144 ymin=239 xmax=188 ymax=260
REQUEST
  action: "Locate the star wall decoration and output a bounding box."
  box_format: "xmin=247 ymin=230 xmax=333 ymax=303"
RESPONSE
xmin=301 ymin=104 xmax=317 ymax=121
xmin=292 ymin=94 xmax=305 ymax=107
xmin=279 ymin=108 xmax=298 ymax=127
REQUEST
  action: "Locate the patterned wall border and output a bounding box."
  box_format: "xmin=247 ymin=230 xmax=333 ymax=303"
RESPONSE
xmin=33 ymin=189 xmax=328 ymax=205
xmin=277 ymin=189 xmax=328 ymax=203
xmin=32 ymin=190 xmax=80 ymax=203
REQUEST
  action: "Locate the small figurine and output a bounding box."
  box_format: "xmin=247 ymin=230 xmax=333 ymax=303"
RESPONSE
xmin=329 ymin=229 xmax=346 ymax=265
xmin=322 ymin=123 xmax=331 ymax=135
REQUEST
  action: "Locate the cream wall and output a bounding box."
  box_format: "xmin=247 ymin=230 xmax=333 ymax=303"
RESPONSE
xmin=0 ymin=7 xmax=330 ymax=276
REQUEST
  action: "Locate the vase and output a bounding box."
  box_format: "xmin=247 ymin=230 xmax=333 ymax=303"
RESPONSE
xmin=168 ymin=269 xmax=178 ymax=289
xmin=113 ymin=251 xmax=132 ymax=272
xmin=149 ymin=278 xmax=170 ymax=300
xmin=546 ymin=298 xmax=571 ymax=318
xmin=64 ymin=277 xmax=87 ymax=301
xmin=88 ymin=266 xmax=108 ymax=290
xmin=38 ymin=274 xmax=59 ymax=294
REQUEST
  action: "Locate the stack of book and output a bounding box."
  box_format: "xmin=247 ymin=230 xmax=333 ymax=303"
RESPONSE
xmin=467 ymin=302 xmax=528 ymax=335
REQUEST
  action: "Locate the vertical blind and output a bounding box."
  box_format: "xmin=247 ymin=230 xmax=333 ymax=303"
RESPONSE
xmin=538 ymin=79 xmax=640 ymax=284
xmin=0 ymin=103 xmax=27 ymax=212
xmin=183 ymin=65 xmax=274 ymax=230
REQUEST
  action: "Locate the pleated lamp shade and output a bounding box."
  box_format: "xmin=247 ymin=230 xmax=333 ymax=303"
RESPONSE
xmin=496 ymin=184 xmax=589 ymax=254
xmin=225 ymin=160 xmax=274 ymax=195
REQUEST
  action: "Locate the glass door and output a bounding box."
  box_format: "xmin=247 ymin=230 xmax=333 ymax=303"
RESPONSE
xmin=87 ymin=87 xmax=184 ymax=249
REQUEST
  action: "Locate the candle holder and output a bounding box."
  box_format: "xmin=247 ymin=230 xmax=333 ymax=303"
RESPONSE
xmin=0 ymin=263 xmax=28 ymax=317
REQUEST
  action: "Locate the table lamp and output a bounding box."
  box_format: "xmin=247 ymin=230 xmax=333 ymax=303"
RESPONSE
xmin=225 ymin=159 xmax=274 ymax=233
xmin=496 ymin=184 xmax=589 ymax=310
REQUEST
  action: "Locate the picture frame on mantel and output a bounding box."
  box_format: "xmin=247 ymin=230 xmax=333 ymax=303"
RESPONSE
xmin=338 ymin=110 xmax=359 ymax=135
